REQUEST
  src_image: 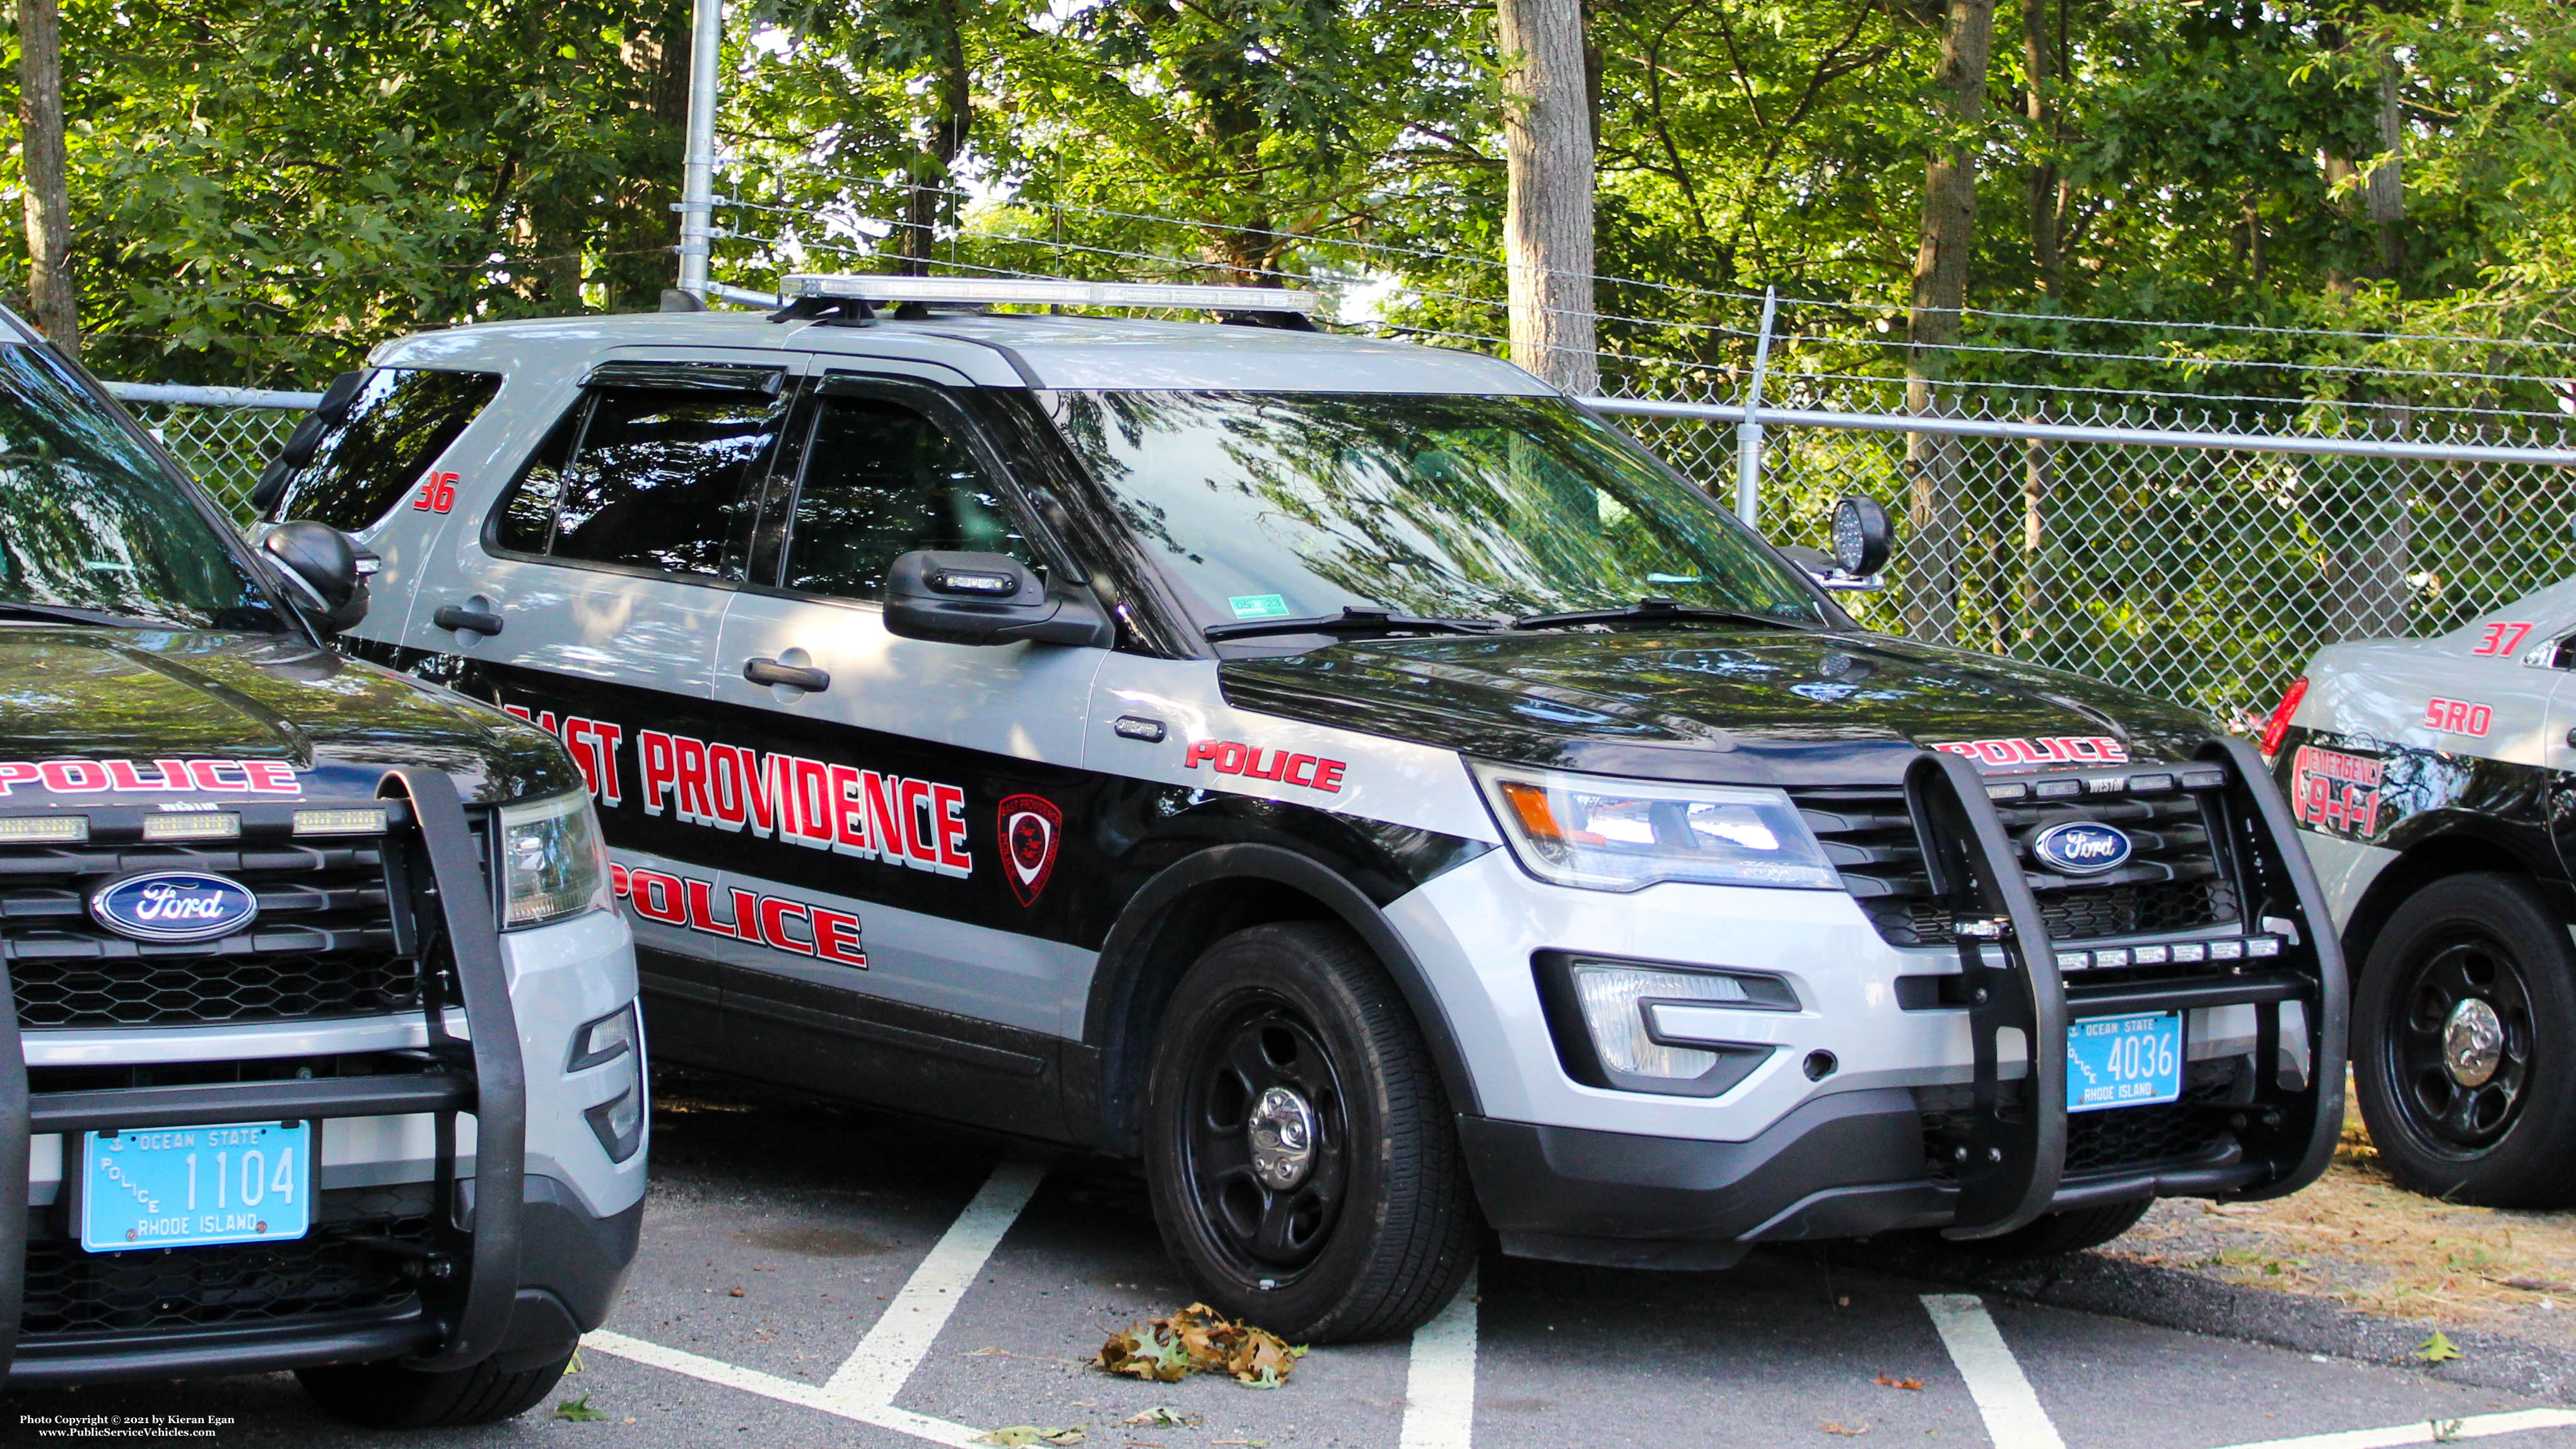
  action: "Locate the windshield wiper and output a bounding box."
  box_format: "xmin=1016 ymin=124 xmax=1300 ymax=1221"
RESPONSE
xmin=1204 ymin=606 xmax=1507 ymax=643
xmin=0 ymin=601 xmax=157 ymax=628
xmin=1513 ymin=597 xmax=1817 ymax=632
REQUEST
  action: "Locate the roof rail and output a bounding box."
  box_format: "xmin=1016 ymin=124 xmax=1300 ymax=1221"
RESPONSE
xmin=780 ymin=274 xmax=1320 ymax=315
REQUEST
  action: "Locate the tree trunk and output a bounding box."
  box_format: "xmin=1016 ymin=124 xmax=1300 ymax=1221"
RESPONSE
xmin=1497 ymin=0 xmax=1598 ymax=394
xmin=903 ymin=0 xmax=971 ymax=276
xmin=1903 ymin=0 xmax=1995 ymax=646
xmin=2021 ymin=0 xmax=2059 ymax=300
xmin=2365 ymin=54 xmax=2405 ymax=279
xmin=18 ymin=0 xmax=79 ymax=355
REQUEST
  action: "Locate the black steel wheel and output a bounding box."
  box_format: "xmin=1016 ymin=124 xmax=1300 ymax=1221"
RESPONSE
xmin=1144 ymin=921 xmax=1478 ymax=1342
xmin=2354 ymin=872 xmax=2576 ymax=1207
xmin=1179 ymin=999 xmax=1351 ymax=1278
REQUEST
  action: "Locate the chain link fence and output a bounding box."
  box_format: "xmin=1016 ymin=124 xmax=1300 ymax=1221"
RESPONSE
xmin=1596 ymin=387 xmax=2576 ymax=724
xmin=106 ymin=372 xmax=2576 ymax=725
xmin=103 ymin=382 xmax=316 ymax=521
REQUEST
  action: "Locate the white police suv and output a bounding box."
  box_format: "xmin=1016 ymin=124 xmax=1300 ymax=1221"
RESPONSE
xmin=0 ymin=308 xmax=643 ymax=1423
xmin=2267 ymin=580 xmax=2576 ymax=1206
xmin=289 ymin=274 xmax=2345 ymax=1341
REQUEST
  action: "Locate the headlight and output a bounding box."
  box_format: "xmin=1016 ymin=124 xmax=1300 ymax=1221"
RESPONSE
xmin=1471 ymin=763 xmax=1840 ymax=891
xmin=569 ymin=1003 xmax=645 ymax=1163
xmin=496 ymin=789 xmax=612 ymax=929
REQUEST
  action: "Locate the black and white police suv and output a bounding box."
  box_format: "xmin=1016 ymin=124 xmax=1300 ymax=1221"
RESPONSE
xmin=0 ymin=308 xmax=643 ymax=1424
xmin=2268 ymin=585 xmax=2576 ymax=1207
xmin=288 ymin=273 xmax=2346 ymax=1341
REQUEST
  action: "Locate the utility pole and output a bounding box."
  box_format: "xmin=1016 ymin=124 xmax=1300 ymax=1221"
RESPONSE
xmin=1497 ymin=0 xmax=1596 ymax=394
xmin=18 ymin=0 xmax=79 ymax=353
xmin=674 ymin=0 xmax=722 ymax=299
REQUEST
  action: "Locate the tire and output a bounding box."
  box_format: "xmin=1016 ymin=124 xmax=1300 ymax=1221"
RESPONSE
xmin=2352 ymin=872 xmax=2576 ymax=1207
xmin=1951 ymin=1197 xmax=2151 ymax=1258
xmin=1142 ymin=921 xmax=1478 ymax=1344
xmin=296 ymin=1351 xmax=573 ymax=1428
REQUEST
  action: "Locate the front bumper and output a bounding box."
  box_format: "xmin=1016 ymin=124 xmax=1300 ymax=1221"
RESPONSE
xmin=1410 ymin=738 xmax=2346 ymax=1259
xmin=2 ymin=773 xmax=645 ymax=1386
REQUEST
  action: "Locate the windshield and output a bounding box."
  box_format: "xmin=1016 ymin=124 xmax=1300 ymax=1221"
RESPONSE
xmin=0 ymin=345 xmax=283 ymax=630
xmin=1050 ymin=391 xmax=1825 ymax=630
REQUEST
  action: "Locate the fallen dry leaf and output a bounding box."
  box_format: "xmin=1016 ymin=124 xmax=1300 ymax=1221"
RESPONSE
xmin=1117 ymin=1408 xmax=1198 ymax=1428
xmin=1096 ymin=1304 xmax=1308 ymax=1389
xmin=1873 ymin=1374 xmax=1924 ymax=1391
xmin=977 ymin=1427 xmax=1086 ymax=1446
xmin=1821 ymin=1421 xmax=1870 ymax=1436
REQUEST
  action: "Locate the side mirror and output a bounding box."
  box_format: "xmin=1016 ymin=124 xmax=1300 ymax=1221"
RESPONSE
xmin=882 ymin=550 xmax=1111 ymax=648
xmin=262 ymin=520 xmax=375 ymax=634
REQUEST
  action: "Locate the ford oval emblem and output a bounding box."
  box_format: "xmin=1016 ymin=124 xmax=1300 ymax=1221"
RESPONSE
xmin=2030 ymin=821 xmax=2133 ymax=876
xmin=90 ymin=871 xmax=260 ymax=943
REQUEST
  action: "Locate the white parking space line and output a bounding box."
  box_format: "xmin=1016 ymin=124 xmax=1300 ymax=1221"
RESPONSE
xmin=2209 ymin=1409 xmax=2576 ymax=1449
xmin=1398 ymin=1265 xmax=1479 ymax=1449
xmin=825 ymin=1154 xmax=1051 ymax=1411
xmin=1921 ymin=1293 xmax=2068 ymax=1449
xmin=582 ymin=1328 xmax=987 ymax=1447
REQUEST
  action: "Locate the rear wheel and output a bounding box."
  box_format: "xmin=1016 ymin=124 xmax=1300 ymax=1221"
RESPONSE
xmin=1142 ymin=921 xmax=1478 ymax=1343
xmin=2353 ymin=872 xmax=2576 ymax=1207
xmin=296 ymin=1352 xmax=573 ymax=1428
xmin=1952 ymin=1197 xmax=2152 ymax=1258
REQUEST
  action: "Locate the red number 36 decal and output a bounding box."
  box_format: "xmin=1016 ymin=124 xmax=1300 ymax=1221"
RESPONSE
xmin=411 ymin=471 xmax=459 ymax=514
xmin=2471 ymin=621 xmax=2533 ymax=657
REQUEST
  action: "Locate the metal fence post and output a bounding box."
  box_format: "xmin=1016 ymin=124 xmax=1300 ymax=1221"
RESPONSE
xmin=1735 ymin=286 xmax=1777 ymax=528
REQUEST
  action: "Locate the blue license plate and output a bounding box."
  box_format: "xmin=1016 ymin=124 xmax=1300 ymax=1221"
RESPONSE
xmin=80 ymin=1120 xmax=313 ymax=1253
xmin=2066 ymin=1012 xmax=2183 ymax=1113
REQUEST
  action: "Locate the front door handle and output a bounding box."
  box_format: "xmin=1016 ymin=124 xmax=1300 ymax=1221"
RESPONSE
xmin=433 ymin=604 xmax=505 ymax=637
xmin=744 ymin=657 xmax=830 ymax=693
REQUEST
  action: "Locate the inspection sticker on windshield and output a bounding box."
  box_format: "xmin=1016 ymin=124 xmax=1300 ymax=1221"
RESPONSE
xmin=81 ymin=1120 xmax=312 ymax=1252
xmin=1228 ymin=594 xmax=1292 ymax=621
xmin=2067 ymin=1013 xmax=2182 ymax=1113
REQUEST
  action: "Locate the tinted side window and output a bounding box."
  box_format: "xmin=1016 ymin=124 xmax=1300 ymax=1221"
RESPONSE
xmin=783 ymin=396 xmax=1027 ymax=598
xmin=496 ymin=384 xmax=783 ymax=578
xmin=265 ymin=369 xmax=501 ymax=530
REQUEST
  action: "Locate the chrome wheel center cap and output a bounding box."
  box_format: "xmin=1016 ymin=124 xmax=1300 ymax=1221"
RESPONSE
xmin=1247 ymin=1086 xmax=1318 ymax=1190
xmin=2444 ymin=997 xmax=2505 ymax=1088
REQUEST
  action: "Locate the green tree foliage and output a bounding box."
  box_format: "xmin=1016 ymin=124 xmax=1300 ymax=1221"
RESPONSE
xmin=0 ymin=0 xmax=2567 ymax=401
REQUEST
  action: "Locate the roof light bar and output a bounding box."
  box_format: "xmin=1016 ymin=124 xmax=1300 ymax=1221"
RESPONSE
xmin=782 ymin=274 xmax=1320 ymax=315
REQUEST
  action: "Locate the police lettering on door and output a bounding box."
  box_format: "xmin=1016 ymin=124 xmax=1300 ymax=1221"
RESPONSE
xmin=504 ymin=705 xmax=975 ymax=877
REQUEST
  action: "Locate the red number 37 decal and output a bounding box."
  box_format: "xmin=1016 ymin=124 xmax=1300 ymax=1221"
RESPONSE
xmin=2471 ymin=621 xmax=2533 ymax=657
xmin=411 ymin=471 xmax=459 ymax=514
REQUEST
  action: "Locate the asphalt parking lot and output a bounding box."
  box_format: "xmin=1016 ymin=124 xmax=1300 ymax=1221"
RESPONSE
xmin=15 ymin=1067 xmax=2576 ymax=1449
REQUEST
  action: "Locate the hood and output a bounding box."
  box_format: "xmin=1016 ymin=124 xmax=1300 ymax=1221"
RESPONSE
xmin=1219 ymin=629 xmax=2220 ymax=787
xmin=0 ymin=628 xmax=575 ymax=807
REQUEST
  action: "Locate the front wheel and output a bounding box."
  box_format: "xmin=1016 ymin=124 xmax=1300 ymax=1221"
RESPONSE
xmin=1142 ymin=922 xmax=1478 ymax=1343
xmin=296 ymin=1351 xmax=573 ymax=1428
xmin=2353 ymin=872 xmax=2576 ymax=1207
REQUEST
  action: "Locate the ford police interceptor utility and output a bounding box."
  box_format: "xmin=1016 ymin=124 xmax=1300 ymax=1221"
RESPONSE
xmin=290 ymin=273 xmax=2346 ymax=1341
xmin=2268 ymin=582 xmax=2576 ymax=1207
xmin=0 ymin=307 xmax=642 ymax=1424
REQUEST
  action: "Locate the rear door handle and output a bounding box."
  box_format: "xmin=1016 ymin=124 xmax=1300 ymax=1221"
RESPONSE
xmin=433 ymin=605 xmax=505 ymax=637
xmin=744 ymin=657 xmax=830 ymax=693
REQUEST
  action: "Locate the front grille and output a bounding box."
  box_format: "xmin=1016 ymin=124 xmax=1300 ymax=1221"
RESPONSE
xmin=1916 ymin=1057 xmax=2244 ymax=1180
xmin=2064 ymin=1065 xmax=2242 ymax=1175
xmin=1795 ymin=778 xmax=2239 ymax=949
xmin=21 ymin=1185 xmax=431 ymax=1339
xmin=3 ymin=816 xmax=421 ymax=1029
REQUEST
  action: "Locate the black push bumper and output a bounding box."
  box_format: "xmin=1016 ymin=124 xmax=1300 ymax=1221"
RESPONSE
xmin=0 ymin=770 xmax=601 ymax=1386
xmin=1465 ymin=738 xmax=2348 ymax=1265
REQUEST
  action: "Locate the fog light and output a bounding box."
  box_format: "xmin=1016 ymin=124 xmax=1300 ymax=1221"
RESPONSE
xmin=585 ymin=1079 xmax=644 ymax=1163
